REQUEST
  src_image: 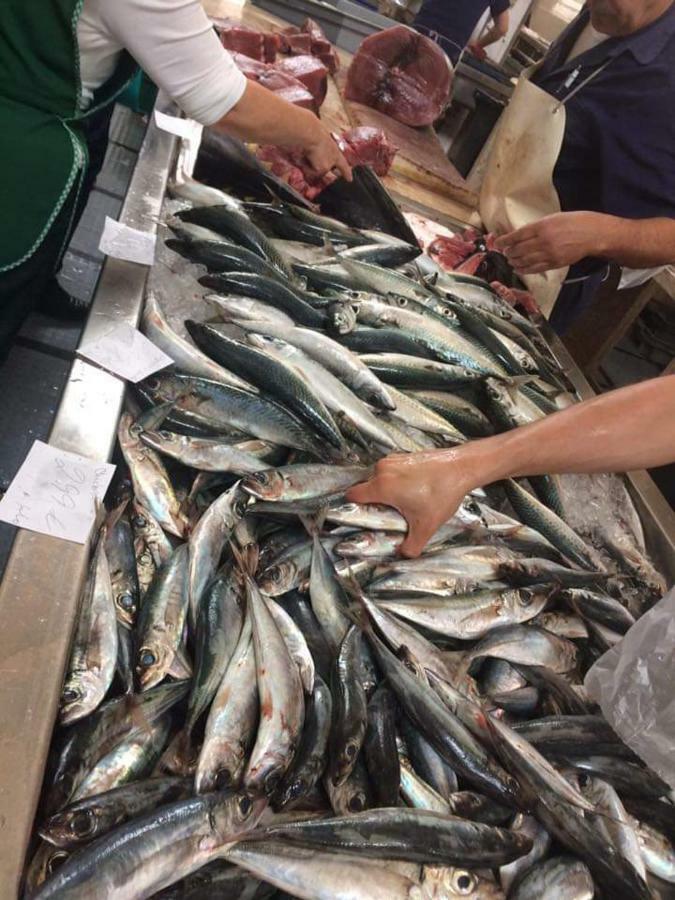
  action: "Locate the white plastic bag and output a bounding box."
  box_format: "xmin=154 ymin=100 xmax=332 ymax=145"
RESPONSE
xmin=585 ymin=587 xmax=675 ymax=790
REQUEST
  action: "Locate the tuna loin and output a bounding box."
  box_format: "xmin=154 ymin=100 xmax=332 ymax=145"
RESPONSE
xmin=345 ymin=26 xmax=451 ymax=127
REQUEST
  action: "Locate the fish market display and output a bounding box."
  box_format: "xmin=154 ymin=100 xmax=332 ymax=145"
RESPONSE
xmin=26 ymin=159 xmax=672 ymax=900
xmin=345 ymin=26 xmax=452 ymax=127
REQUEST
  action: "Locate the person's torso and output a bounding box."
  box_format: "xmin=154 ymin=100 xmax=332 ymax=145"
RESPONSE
xmin=534 ymin=6 xmax=675 ymax=221
xmin=414 ymin=0 xmax=492 ymax=60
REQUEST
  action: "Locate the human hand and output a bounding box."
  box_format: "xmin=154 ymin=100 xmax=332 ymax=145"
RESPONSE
xmin=467 ymin=42 xmax=487 ymax=60
xmin=345 ymin=450 xmax=471 ymax=558
xmin=303 ymin=125 xmax=353 ymax=182
xmin=494 ymin=211 xmax=606 ymax=275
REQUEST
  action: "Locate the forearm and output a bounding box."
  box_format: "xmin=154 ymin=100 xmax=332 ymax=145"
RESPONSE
xmin=596 ymin=215 xmax=675 ymax=268
xmin=476 ymin=25 xmax=502 ymax=48
xmin=214 ymin=80 xmax=318 ymax=150
xmin=441 ymin=376 xmax=675 ymax=490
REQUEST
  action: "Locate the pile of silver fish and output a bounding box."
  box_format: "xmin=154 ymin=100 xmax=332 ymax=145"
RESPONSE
xmin=26 ymin=175 xmax=672 ymax=900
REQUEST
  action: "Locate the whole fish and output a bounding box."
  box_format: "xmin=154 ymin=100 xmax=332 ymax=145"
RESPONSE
xmin=187 ymin=483 xmax=247 ymax=627
xmin=274 ymin=675 xmax=333 ymax=810
xmin=242 ymin=201 xmax=369 ymax=248
xmin=359 ymin=353 xmax=483 ymax=391
xmin=142 ymin=292 xmax=253 ymax=391
xmin=177 ymin=204 xmax=295 ymax=280
xmin=71 ymin=715 xmax=172 ymax=802
xmin=244 ymin=575 xmax=305 ymax=795
xmin=118 ymin=412 xmax=187 ymax=538
xmin=221 ymin=311 xmax=396 ymax=413
xmin=33 ymin=790 xmax=266 ymax=900
xmin=246 ymin=331 xmax=397 ymax=450
xmin=257 ymin=807 xmax=533 ymax=867
xmin=340 ymin=240 xmax=421 ymax=267
xmin=141 ymin=371 xmax=325 ymax=456
xmin=308 ymin=533 xmax=351 ymax=654
xmin=134 ymin=544 xmax=190 ymax=690
xmin=166 ymin=237 xmax=286 ymax=281
xmin=338 ymin=324 xmax=437 ymax=359
xmin=195 ymin=616 xmax=258 ymax=793
xmin=329 ymin=626 xmax=368 ymax=787
xmin=386 ymin=385 xmax=466 ymax=441
xmin=141 ymin=431 xmax=282 ymax=474
xmin=40 ymin=777 xmax=192 ymax=849
xmin=60 ymin=532 xmax=117 ymax=725
xmin=379 ymin=586 xmax=551 ymax=641
xmin=242 ymin=464 xmax=369 ymax=504
xmin=105 ymin=502 xmax=141 ymax=628
xmin=561 ymin=588 xmax=636 ymax=634
xmin=201 ymin=272 xmax=327 ymax=328
xmin=363 ymin=685 xmax=400 ymax=807
xmin=186 ymin=322 xmax=345 ymax=450
xmin=508 ymin=855 xmax=594 ymax=900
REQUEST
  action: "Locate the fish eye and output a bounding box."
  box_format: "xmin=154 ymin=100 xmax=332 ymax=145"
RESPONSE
xmin=145 ymin=378 xmax=160 ymax=390
xmin=238 ymin=795 xmax=252 ymax=816
xmin=255 ymin=472 xmax=269 ymax=484
xmin=453 ymin=871 xmax=475 ymax=894
xmin=47 ymin=851 xmax=69 ymax=875
xmin=118 ymin=592 xmax=135 ymax=611
xmin=268 ymin=567 xmax=282 ymax=584
xmin=215 ymin=769 xmax=233 ymax=790
xmin=348 ymin=793 xmax=365 ymax=813
xmin=345 ymin=743 xmax=358 ymax=760
xmin=70 ymin=810 xmax=96 ymax=837
xmin=158 ymin=430 xmax=172 ymax=439
xmin=140 ymin=552 xmax=152 ymax=565
xmin=132 ymin=515 xmax=147 ymax=528
xmin=129 ymin=423 xmax=143 ymax=437
xmin=138 ymin=648 xmax=156 ymax=668
xmin=234 ymin=501 xmax=248 ymax=517
xmin=62 ymin=688 xmax=79 ymax=704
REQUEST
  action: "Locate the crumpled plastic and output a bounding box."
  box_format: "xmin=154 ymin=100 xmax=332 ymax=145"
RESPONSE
xmin=585 ymin=586 xmax=675 ymax=790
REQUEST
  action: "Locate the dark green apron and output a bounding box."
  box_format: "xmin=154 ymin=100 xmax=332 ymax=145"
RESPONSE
xmin=0 ymin=0 xmax=137 ymax=273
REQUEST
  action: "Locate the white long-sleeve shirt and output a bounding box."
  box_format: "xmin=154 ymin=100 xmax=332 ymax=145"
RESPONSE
xmin=77 ymin=0 xmax=247 ymax=126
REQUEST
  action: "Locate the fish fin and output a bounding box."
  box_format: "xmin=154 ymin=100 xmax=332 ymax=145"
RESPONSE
xmin=168 ymin=646 xmax=192 ymax=682
xmin=228 ymin=539 xmax=258 ymax=578
xmin=298 ymin=507 xmax=328 ymax=538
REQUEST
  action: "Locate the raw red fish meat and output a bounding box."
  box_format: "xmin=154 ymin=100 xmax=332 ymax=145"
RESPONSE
xmin=257 ymin=126 xmax=398 ymax=201
xmin=276 ymin=55 xmax=328 ymax=109
xmin=218 ymin=25 xmax=266 ymax=61
xmin=231 ymin=53 xmax=316 ymax=112
xmin=428 ymin=234 xmax=476 ymax=270
xmin=345 ymin=26 xmax=451 ymax=127
xmin=284 ymin=30 xmax=313 ymax=55
xmin=339 ymin=127 xmax=397 ymax=177
xmin=280 ymin=19 xmax=341 ymax=73
xmin=491 ymin=281 xmax=540 ymax=316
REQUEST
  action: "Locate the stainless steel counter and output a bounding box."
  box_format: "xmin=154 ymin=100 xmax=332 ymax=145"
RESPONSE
xmin=0 ymin=99 xmax=177 ymax=899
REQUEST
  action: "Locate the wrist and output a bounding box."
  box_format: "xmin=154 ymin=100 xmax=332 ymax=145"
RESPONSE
xmin=591 ymin=213 xmax=627 ymax=259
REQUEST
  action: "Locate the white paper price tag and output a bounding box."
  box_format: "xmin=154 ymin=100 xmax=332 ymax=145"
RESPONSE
xmin=0 ymin=442 xmax=115 ymax=544
xmin=78 ymin=323 xmax=173 ymax=383
xmin=99 ymin=217 xmax=156 ymax=265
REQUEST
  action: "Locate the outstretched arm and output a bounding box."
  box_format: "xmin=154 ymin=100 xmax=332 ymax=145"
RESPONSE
xmin=346 ymin=376 xmax=675 ymax=557
xmin=495 ymin=213 xmax=675 ymax=274
xmin=216 ymin=80 xmax=352 ymax=181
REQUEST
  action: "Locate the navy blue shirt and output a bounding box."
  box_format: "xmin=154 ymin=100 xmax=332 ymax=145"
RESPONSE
xmin=414 ymin=0 xmax=510 ymax=63
xmin=532 ymin=4 xmax=675 ymax=331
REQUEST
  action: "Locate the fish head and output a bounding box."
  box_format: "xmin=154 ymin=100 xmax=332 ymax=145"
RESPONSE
xmin=246 ymin=332 xmax=288 ymax=356
xmin=59 ymin=671 xmax=102 ymax=725
xmin=421 ymin=866 xmax=504 ymax=898
xmin=24 ymin=843 xmax=71 ymax=893
xmin=330 ymin=739 xmax=363 ymax=789
xmin=208 ymin=790 xmax=268 ymax=847
xmin=135 ymin=642 xmax=171 ymax=690
xmin=241 ymin=469 xmax=286 ymax=502
xmin=40 ymin=804 xmax=101 ymax=847
xmin=327 ymin=301 xmax=357 ymax=334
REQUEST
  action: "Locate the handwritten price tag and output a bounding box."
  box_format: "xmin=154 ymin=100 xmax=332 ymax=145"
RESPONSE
xmin=78 ymin=323 xmax=173 ymax=383
xmin=0 ymin=442 xmax=115 ymax=544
